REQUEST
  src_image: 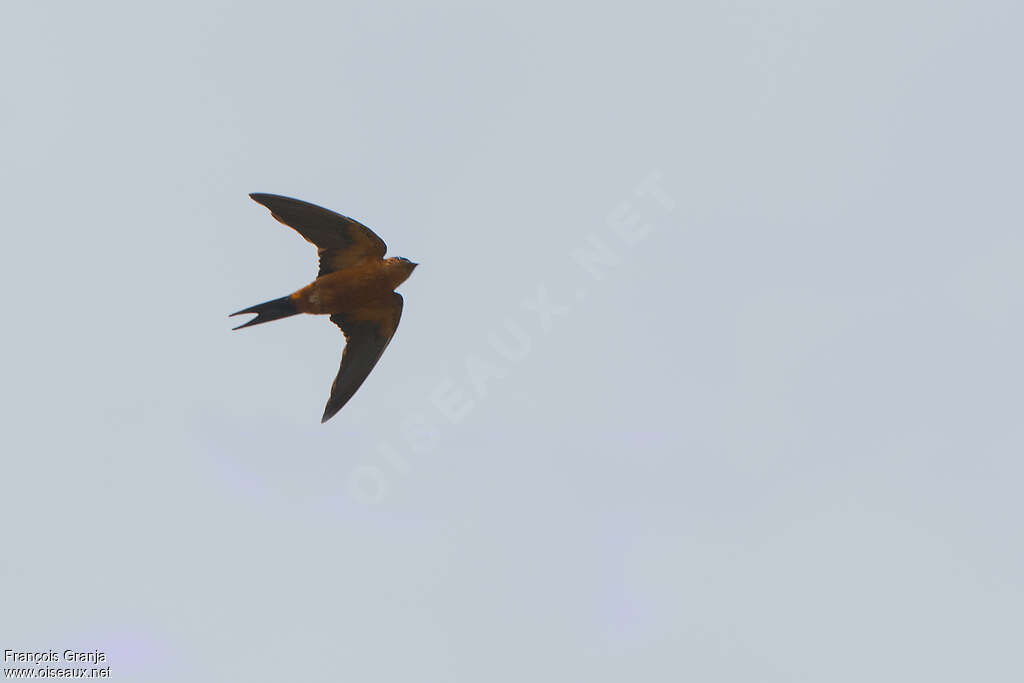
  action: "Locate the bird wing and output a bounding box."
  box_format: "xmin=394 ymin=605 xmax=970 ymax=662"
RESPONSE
xmin=322 ymin=293 xmax=404 ymax=422
xmin=249 ymin=193 xmax=387 ymax=276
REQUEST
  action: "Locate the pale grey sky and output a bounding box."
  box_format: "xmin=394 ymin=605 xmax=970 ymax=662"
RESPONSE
xmin=3 ymin=1 xmax=1023 ymax=681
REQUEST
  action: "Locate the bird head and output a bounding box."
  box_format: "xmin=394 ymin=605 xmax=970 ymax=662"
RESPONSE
xmin=387 ymin=257 xmax=419 ymax=286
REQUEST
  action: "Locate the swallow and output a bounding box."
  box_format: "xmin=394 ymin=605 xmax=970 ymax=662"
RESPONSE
xmin=231 ymin=193 xmax=417 ymax=423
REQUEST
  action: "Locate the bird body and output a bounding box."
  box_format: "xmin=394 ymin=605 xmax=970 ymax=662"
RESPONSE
xmin=231 ymin=193 xmax=417 ymax=423
xmin=292 ymin=258 xmax=414 ymax=315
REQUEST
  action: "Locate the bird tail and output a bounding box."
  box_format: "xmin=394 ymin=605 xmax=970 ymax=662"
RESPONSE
xmin=230 ymin=295 xmax=300 ymax=330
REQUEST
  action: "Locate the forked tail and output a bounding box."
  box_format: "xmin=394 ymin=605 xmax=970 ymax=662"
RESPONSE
xmin=230 ymin=295 xmax=300 ymax=330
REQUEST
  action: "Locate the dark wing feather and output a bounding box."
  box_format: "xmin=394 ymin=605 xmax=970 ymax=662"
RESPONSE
xmin=322 ymin=293 xmax=404 ymax=422
xmin=249 ymin=193 xmax=387 ymax=276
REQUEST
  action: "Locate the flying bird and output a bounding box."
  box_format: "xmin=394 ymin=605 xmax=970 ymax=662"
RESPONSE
xmin=231 ymin=193 xmax=417 ymax=423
